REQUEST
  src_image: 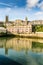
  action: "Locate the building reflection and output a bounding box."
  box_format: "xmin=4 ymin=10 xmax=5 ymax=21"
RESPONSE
xmin=0 ymin=37 xmax=43 ymax=54
xmin=0 ymin=38 xmax=32 ymax=55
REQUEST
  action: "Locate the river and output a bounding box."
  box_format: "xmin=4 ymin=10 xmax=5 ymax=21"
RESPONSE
xmin=0 ymin=37 xmax=43 ymax=65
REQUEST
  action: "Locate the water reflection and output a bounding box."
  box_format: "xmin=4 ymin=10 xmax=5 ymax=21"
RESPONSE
xmin=0 ymin=38 xmax=32 ymax=55
xmin=0 ymin=37 xmax=43 ymax=54
xmin=0 ymin=37 xmax=43 ymax=65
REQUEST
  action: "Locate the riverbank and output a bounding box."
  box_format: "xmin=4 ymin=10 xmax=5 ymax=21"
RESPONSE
xmin=12 ymin=32 xmax=43 ymax=39
xmin=0 ymin=32 xmax=43 ymax=39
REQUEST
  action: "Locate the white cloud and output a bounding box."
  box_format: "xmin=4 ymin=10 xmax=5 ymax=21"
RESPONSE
xmin=0 ymin=2 xmax=12 ymax=7
xmin=37 ymin=1 xmax=43 ymax=10
xmin=0 ymin=7 xmax=30 ymax=21
xmin=26 ymin=0 xmax=43 ymax=10
xmin=34 ymin=11 xmax=43 ymax=20
xmin=26 ymin=0 xmax=39 ymax=8
xmin=0 ymin=7 xmax=43 ymax=21
xmin=35 ymin=11 xmax=43 ymax=15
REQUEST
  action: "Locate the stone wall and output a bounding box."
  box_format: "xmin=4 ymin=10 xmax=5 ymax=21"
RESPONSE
xmin=6 ymin=25 xmax=32 ymax=34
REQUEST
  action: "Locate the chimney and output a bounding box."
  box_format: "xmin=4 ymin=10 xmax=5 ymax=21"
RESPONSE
xmin=5 ymin=16 xmax=8 ymax=23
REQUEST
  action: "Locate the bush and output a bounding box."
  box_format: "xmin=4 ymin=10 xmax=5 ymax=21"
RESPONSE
xmin=32 ymin=25 xmax=43 ymax=32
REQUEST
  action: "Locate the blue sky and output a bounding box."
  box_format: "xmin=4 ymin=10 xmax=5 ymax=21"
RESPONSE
xmin=0 ymin=0 xmax=43 ymax=21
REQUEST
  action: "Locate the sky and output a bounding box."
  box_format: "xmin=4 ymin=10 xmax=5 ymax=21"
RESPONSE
xmin=0 ymin=0 xmax=43 ymax=21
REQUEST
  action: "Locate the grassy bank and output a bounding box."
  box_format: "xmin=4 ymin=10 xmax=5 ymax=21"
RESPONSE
xmin=0 ymin=33 xmax=43 ymax=39
xmin=12 ymin=34 xmax=43 ymax=39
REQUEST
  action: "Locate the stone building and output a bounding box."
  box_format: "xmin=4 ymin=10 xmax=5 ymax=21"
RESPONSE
xmin=1 ymin=16 xmax=43 ymax=34
xmin=13 ymin=19 xmax=32 ymax=34
xmin=6 ymin=17 xmax=32 ymax=34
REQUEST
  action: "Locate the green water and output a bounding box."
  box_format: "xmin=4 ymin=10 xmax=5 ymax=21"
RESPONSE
xmin=0 ymin=37 xmax=43 ymax=65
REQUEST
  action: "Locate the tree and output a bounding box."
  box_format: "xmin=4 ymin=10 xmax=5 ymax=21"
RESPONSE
xmin=25 ymin=17 xmax=28 ymax=21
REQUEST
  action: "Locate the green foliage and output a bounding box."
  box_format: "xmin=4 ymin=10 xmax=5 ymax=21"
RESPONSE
xmin=32 ymin=25 xmax=36 ymax=32
xmin=32 ymin=25 xmax=43 ymax=32
xmin=25 ymin=17 xmax=28 ymax=21
xmin=32 ymin=42 xmax=43 ymax=48
xmin=3 ymin=23 xmax=6 ymax=28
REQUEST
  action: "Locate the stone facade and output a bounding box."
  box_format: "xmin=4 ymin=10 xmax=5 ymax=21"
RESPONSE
xmin=6 ymin=19 xmax=32 ymax=34
xmin=0 ymin=16 xmax=43 ymax=34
